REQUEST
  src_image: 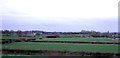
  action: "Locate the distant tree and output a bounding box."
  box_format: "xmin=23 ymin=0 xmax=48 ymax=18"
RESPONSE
xmin=10 ymin=30 xmax=15 ymax=36
xmin=16 ymin=30 xmax=22 ymax=37
xmin=24 ymin=31 xmax=28 ymax=36
xmin=35 ymin=32 xmax=40 ymax=38
xmin=105 ymin=31 xmax=110 ymax=37
xmin=4 ymin=30 xmax=11 ymax=36
xmin=36 ymin=32 xmax=40 ymax=35
xmin=91 ymin=31 xmax=96 ymax=37
xmin=98 ymin=32 xmax=101 ymax=36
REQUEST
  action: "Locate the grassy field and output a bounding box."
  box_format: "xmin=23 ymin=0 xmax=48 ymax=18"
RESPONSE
xmin=35 ymin=38 xmax=119 ymax=43
xmin=2 ymin=42 xmax=119 ymax=53
xmin=2 ymin=34 xmax=119 ymax=56
xmin=1 ymin=34 xmax=90 ymax=39
xmin=39 ymin=34 xmax=90 ymax=38
xmin=1 ymin=36 xmax=36 ymax=39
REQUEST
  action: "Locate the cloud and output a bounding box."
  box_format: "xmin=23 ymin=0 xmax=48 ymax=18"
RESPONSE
xmin=1 ymin=0 xmax=118 ymax=32
xmin=2 ymin=16 xmax=118 ymax=32
xmin=1 ymin=0 xmax=118 ymax=18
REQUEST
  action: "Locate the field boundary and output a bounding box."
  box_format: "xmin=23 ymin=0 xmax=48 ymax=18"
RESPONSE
xmin=2 ymin=49 xmax=120 ymax=56
xmin=29 ymin=41 xmax=120 ymax=44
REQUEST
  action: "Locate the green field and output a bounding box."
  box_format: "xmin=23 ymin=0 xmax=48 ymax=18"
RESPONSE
xmin=39 ymin=34 xmax=90 ymax=38
xmin=1 ymin=34 xmax=36 ymax=39
xmin=36 ymin=38 xmax=119 ymax=43
xmin=1 ymin=36 xmax=36 ymax=39
xmin=2 ymin=33 xmax=120 ymax=56
xmin=2 ymin=42 xmax=119 ymax=53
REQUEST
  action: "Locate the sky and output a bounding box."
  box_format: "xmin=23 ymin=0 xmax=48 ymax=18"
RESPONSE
xmin=1 ymin=0 xmax=119 ymax=32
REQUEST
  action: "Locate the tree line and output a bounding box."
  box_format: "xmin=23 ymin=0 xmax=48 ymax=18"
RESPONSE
xmin=1 ymin=30 xmax=120 ymax=38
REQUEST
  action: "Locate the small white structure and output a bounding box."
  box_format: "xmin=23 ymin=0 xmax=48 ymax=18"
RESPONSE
xmin=33 ymin=33 xmax=36 ymax=35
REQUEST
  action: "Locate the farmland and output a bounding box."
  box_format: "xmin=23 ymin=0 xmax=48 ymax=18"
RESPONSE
xmin=1 ymin=30 xmax=120 ymax=56
xmin=35 ymin=38 xmax=119 ymax=43
xmin=1 ymin=36 xmax=36 ymax=39
xmin=2 ymin=42 xmax=119 ymax=54
xmin=39 ymin=34 xmax=90 ymax=38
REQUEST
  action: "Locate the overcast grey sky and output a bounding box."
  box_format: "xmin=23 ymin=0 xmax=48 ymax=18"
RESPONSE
xmin=1 ymin=0 xmax=119 ymax=32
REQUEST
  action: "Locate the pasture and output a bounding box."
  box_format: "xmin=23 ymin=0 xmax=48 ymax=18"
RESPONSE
xmin=36 ymin=38 xmax=119 ymax=43
xmin=2 ymin=42 xmax=119 ymax=54
xmin=1 ymin=33 xmax=120 ymax=56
